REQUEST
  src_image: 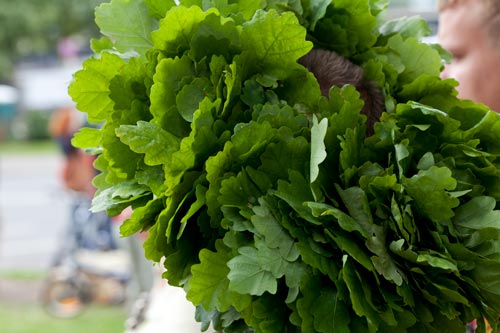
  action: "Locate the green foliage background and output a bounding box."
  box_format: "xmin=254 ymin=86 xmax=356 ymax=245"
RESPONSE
xmin=70 ymin=0 xmax=500 ymax=332
xmin=0 ymin=0 xmax=105 ymax=82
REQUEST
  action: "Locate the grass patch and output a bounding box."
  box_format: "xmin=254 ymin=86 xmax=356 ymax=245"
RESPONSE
xmin=0 ymin=139 xmax=58 ymax=154
xmin=0 ymin=270 xmax=127 ymax=332
xmin=0 ymin=303 xmax=127 ymax=333
xmin=0 ymin=269 xmax=47 ymax=281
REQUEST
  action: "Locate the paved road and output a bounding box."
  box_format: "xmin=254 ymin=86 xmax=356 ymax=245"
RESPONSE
xmin=0 ymin=153 xmax=70 ymax=270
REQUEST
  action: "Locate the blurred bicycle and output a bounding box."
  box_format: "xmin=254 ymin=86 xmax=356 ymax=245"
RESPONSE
xmin=40 ymin=193 xmax=130 ymax=318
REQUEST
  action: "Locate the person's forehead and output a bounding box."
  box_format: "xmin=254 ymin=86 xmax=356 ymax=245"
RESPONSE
xmin=438 ymin=2 xmax=485 ymax=44
xmin=441 ymin=0 xmax=487 ymax=25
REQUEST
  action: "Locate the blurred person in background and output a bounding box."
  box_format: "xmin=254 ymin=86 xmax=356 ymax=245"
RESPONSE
xmin=48 ymin=106 xmax=96 ymax=198
xmin=49 ymin=106 xmax=201 ymax=331
xmin=49 ymin=106 xmax=157 ymax=314
xmin=438 ymin=0 xmax=500 ymax=113
xmin=439 ymin=1 xmax=500 ymax=332
xmin=48 ymin=105 xmax=117 ymax=257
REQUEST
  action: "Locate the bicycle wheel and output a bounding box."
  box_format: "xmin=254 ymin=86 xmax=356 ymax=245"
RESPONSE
xmin=40 ymin=274 xmax=92 ymax=318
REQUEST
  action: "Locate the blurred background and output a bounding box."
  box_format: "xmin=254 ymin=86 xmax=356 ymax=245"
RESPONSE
xmin=0 ymin=1 xmax=130 ymax=332
xmin=0 ymin=0 xmax=105 ymax=141
xmin=0 ymin=0 xmax=437 ymax=332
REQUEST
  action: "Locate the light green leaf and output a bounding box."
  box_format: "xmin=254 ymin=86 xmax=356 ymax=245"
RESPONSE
xmin=274 ymin=170 xmax=317 ymax=224
xmin=120 ymin=196 xmax=164 ymax=236
xmin=395 ymin=140 xmax=410 ymax=178
xmin=251 ymin=197 xmax=299 ymax=262
xmin=310 ymin=115 xmax=328 ymax=183
xmin=227 ymin=246 xmax=278 ymax=296
xmin=312 ymin=0 xmax=378 ymax=56
xmin=416 ymin=253 xmax=458 ymax=272
xmin=95 ymin=0 xmax=156 ymax=60
xmin=454 ymin=196 xmax=500 ymax=231
xmin=165 ymin=98 xmax=222 ymax=191
xmin=380 ymin=16 xmax=432 ymax=40
xmin=151 ymin=5 xmax=219 ymax=56
xmin=307 ymin=0 xmax=331 ymax=30
xmin=188 ymin=12 xmax=241 ymax=62
xmin=402 ymin=166 xmax=459 ymax=222
xmin=181 ymin=184 xmax=207 ymax=224
xmin=188 ymin=240 xmax=252 ymax=312
xmin=387 ymin=35 xmax=442 ymax=84
xmin=231 ymin=121 xmax=276 ymax=161
xmin=325 ymin=229 xmax=373 ymax=271
xmin=116 ymin=121 xmax=181 ymax=166
xmin=91 ymin=181 xmax=151 ymax=213
xmin=176 ymin=77 xmax=213 ymax=122
xmin=71 ymin=127 xmax=102 ymax=150
xmin=307 ymin=201 xmax=369 ymax=237
xmin=69 ymin=53 xmax=125 ymax=123
xmin=259 ymin=136 xmax=309 ymax=183
xmin=150 ymin=55 xmax=193 ymax=135
xmin=241 ymin=9 xmax=313 ymax=78
xmin=145 ymin=0 xmax=176 ymax=20
xmin=135 ymin=162 xmax=167 ymax=196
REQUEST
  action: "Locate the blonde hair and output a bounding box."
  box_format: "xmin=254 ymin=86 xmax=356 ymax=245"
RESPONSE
xmin=438 ymin=0 xmax=500 ymax=47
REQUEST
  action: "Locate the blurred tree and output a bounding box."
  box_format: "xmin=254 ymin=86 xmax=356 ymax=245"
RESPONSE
xmin=0 ymin=0 xmax=105 ymax=83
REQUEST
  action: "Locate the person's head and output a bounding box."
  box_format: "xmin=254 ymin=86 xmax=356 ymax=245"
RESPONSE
xmin=48 ymin=106 xmax=80 ymax=138
xmin=299 ymin=49 xmax=384 ymax=135
xmin=48 ymin=105 xmax=97 ymax=196
xmin=62 ymin=150 xmax=97 ymax=197
xmin=438 ymin=0 xmax=500 ymax=112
